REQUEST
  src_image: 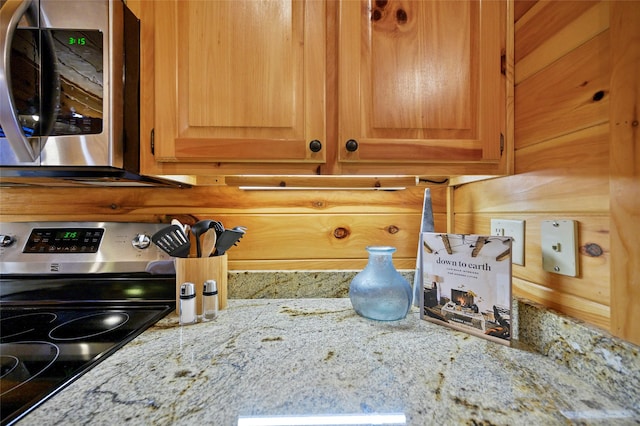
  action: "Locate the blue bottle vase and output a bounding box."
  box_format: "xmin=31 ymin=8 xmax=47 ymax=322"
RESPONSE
xmin=349 ymin=246 xmax=412 ymax=321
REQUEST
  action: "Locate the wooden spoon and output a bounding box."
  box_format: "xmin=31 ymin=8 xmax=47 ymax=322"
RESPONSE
xmin=202 ymin=228 xmax=217 ymax=257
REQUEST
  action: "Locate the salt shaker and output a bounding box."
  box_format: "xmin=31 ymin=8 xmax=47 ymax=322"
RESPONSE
xmin=202 ymin=280 xmax=218 ymax=321
xmin=179 ymin=282 xmax=197 ymax=325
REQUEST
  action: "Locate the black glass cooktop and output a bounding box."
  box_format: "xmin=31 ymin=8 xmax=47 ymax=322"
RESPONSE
xmin=0 ymin=305 xmax=173 ymax=426
xmin=0 ymin=274 xmax=175 ymax=426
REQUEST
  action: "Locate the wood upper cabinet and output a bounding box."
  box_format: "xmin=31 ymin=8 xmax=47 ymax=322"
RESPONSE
xmin=153 ymin=0 xmax=326 ymax=174
xmin=337 ymin=0 xmax=508 ymax=175
xmin=148 ymin=0 xmax=510 ymax=177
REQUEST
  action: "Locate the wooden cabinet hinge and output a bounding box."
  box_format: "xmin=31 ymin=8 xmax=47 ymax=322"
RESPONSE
xmin=500 ymin=133 xmax=504 ymax=156
xmin=150 ymin=128 xmax=155 ymax=155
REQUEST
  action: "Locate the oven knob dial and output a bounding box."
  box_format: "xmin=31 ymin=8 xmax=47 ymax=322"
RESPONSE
xmin=132 ymin=233 xmax=152 ymax=249
xmin=0 ymin=234 xmax=15 ymax=247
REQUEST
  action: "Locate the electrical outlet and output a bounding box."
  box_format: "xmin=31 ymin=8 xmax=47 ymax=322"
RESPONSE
xmin=491 ymin=219 xmax=525 ymax=265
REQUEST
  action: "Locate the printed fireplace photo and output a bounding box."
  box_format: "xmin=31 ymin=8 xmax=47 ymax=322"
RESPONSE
xmin=452 ymin=289 xmax=474 ymax=308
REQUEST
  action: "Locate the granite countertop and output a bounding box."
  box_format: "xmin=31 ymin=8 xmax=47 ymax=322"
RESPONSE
xmin=25 ymin=298 xmax=640 ymax=426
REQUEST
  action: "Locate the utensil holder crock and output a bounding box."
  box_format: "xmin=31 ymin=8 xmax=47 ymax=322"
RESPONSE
xmin=175 ymin=255 xmax=228 ymax=315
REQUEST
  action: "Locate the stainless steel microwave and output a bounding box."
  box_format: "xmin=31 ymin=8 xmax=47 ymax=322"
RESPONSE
xmin=0 ymin=0 xmax=184 ymax=187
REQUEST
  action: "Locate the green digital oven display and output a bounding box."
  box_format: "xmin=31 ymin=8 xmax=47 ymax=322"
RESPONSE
xmin=57 ymin=231 xmax=79 ymax=239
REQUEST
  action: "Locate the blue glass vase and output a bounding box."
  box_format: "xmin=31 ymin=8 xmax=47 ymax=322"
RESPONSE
xmin=349 ymin=246 xmax=412 ymax=321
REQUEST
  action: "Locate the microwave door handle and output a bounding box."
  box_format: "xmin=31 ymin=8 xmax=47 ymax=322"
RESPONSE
xmin=0 ymin=0 xmax=39 ymax=163
xmin=38 ymin=23 xmax=58 ymax=140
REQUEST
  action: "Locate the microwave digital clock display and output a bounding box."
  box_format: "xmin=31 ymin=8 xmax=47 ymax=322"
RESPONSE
xmin=23 ymin=228 xmax=104 ymax=253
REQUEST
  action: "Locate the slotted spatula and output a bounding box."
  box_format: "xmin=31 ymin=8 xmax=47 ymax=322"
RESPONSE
xmin=214 ymin=227 xmax=245 ymax=256
xmin=151 ymin=224 xmax=191 ymax=258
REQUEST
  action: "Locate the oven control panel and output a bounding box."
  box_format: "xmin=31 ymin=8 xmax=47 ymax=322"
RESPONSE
xmin=0 ymin=222 xmax=172 ymax=274
xmin=24 ymin=228 xmax=105 ymax=253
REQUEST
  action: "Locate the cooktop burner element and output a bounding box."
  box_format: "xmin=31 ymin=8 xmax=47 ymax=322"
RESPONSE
xmin=0 ymin=314 xmax=57 ymax=340
xmin=0 ymin=222 xmax=176 ymax=426
xmin=49 ymin=312 xmax=130 ymax=340
xmin=0 ymin=342 xmax=60 ymax=397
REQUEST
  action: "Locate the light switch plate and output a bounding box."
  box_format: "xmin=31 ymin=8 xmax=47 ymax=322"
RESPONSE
xmin=491 ymin=219 xmax=525 ymax=265
xmin=541 ymin=220 xmax=578 ymax=277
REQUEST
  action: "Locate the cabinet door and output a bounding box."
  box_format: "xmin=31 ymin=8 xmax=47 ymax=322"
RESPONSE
xmin=154 ymin=0 xmax=326 ymax=169
xmin=338 ymin=0 xmax=506 ymax=175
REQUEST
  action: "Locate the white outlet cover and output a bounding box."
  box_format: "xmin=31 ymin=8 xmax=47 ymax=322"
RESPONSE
xmin=491 ymin=219 xmax=525 ymax=265
xmin=541 ymin=220 xmax=578 ymax=277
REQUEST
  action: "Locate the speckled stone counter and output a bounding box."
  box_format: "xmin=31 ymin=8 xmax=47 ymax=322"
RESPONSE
xmin=26 ymin=299 xmax=640 ymax=426
xmin=228 ymin=271 xmax=640 ymax=407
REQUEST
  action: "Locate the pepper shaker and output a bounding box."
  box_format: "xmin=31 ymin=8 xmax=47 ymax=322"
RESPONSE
xmin=202 ymin=280 xmax=218 ymax=321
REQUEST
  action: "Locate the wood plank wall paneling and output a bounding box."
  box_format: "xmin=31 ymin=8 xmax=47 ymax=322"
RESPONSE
xmin=454 ymin=213 xmax=610 ymax=303
xmin=515 ymin=123 xmax=609 ymax=175
xmin=515 ymin=30 xmax=610 ymax=149
xmin=512 ymin=277 xmax=610 ymax=329
xmin=609 ymin=2 xmax=640 ymax=345
xmin=454 ymin=0 xmax=614 ymax=333
xmin=0 ymin=185 xmax=445 ymax=271
xmin=513 ymin=1 xmax=537 ymax=23
xmin=515 ymin=1 xmax=609 ymax=84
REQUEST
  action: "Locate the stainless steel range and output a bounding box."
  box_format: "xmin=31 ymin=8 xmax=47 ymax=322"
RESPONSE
xmin=0 ymin=222 xmax=176 ymax=425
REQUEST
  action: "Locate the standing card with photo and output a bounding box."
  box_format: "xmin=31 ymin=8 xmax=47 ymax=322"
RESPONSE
xmin=420 ymin=233 xmax=513 ymax=346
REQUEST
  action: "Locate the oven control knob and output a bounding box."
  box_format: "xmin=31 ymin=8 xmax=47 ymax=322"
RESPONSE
xmin=0 ymin=234 xmax=15 ymax=247
xmin=132 ymin=233 xmax=152 ymax=249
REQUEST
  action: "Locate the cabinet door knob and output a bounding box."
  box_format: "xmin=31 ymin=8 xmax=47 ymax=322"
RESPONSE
xmin=345 ymin=139 xmax=359 ymax=152
xmin=309 ymin=140 xmax=322 ymax=152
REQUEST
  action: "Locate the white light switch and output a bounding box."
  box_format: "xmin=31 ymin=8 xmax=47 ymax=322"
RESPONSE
xmin=491 ymin=219 xmax=525 ymax=265
xmin=541 ymin=220 xmax=578 ymax=277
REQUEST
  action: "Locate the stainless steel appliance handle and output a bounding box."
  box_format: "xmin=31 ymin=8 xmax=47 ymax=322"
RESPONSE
xmin=0 ymin=0 xmax=38 ymax=162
